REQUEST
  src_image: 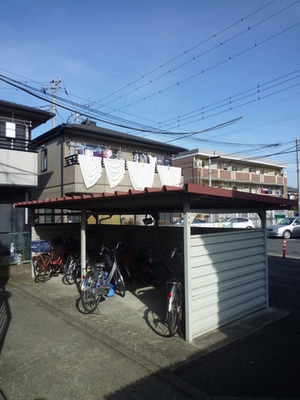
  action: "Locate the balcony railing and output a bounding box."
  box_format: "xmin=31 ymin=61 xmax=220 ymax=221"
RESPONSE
xmin=65 ymin=154 xmax=79 ymax=167
xmin=0 ymin=136 xmax=35 ymax=152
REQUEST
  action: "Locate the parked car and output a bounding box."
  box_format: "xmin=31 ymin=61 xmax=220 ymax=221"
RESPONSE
xmin=173 ymin=217 xmax=205 ymax=226
xmin=266 ymin=217 xmax=300 ymax=239
xmin=221 ymin=217 xmax=255 ymax=229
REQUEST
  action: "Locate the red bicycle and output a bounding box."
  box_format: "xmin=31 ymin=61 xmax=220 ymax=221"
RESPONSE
xmin=34 ymin=240 xmax=72 ymax=282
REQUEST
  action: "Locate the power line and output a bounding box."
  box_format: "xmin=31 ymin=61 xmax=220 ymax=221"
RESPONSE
xmin=2 ymin=67 xmax=299 ymax=141
xmin=101 ymin=1 xmax=298 ymax=111
xmin=94 ymin=0 xmax=279 ymax=107
xmin=111 ymin=20 xmax=300 ymax=115
xmin=159 ymin=69 xmax=300 ymax=129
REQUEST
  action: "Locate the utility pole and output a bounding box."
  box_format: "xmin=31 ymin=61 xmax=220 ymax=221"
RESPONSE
xmin=297 ymin=138 xmax=300 ymax=216
xmin=51 ymin=78 xmax=60 ymax=128
xmin=42 ymin=78 xmax=66 ymax=128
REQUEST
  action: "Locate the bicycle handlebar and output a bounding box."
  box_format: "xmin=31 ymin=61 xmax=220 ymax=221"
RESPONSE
xmin=170 ymin=247 xmax=183 ymax=258
xmin=99 ymin=241 xmax=128 ymax=255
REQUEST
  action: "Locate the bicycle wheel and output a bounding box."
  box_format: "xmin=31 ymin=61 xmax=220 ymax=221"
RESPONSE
xmin=114 ymin=268 xmax=125 ymax=297
xmin=141 ymin=265 xmax=154 ymax=286
xmin=167 ymin=285 xmax=181 ymax=336
xmin=64 ymin=254 xmax=78 ymax=285
xmin=34 ymin=254 xmax=52 ymax=282
xmin=61 ymin=251 xmax=70 ymax=274
xmin=121 ymin=264 xmax=132 ymax=283
xmin=81 ymin=271 xmax=98 ymax=313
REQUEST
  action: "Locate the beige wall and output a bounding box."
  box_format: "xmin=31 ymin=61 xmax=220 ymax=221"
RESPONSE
xmin=33 ymin=130 xmax=183 ymax=201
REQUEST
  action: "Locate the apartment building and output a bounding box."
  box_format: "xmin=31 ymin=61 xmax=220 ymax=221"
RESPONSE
xmin=172 ymin=148 xmax=287 ymax=197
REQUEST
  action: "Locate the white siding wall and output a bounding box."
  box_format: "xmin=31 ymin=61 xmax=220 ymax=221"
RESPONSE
xmin=189 ymin=229 xmax=267 ymax=340
xmin=0 ymin=149 xmax=37 ymax=186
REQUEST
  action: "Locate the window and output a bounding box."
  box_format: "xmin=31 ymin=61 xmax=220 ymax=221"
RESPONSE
xmin=38 ymin=209 xmax=54 ymax=224
xmin=41 ymin=148 xmax=47 ymax=172
xmin=232 ymin=165 xmax=237 ymax=171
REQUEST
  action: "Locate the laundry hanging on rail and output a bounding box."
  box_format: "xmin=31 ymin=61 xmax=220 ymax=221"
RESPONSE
xmin=157 ymin=165 xmax=182 ymax=187
xmin=127 ymin=161 xmax=155 ymax=191
xmin=78 ymin=153 xmax=102 ymax=189
xmin=103 ymin=158 xmax=125 ymax=188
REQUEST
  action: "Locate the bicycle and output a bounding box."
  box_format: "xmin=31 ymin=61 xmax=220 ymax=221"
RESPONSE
xmin=119 ymin=242 xmax=133 ymax=283
xmin=140 ymin=246 xmax=173 ymax=286
xmin=140 ymin=245 xmax=184 ymax=336
xmin=33 ymin=239 xmax=73 ymax=282
xmin=165 ymin=248 xmax=184 ymax=336
xmin=80 ymin=242 xmax=126 ymax=313
xmin=64 ymin=253 xmax=80 ymax=285
xmin=64 ymin=252 xmax=94 ymax=285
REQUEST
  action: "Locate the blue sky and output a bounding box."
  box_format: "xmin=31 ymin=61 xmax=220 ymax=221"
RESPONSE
xmin=1 ymin=0 xmax=300 ymax=187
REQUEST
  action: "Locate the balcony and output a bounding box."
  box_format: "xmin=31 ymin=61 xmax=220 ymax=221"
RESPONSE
xmin=63 ymin=155 xmax=183 ymax=195
xmin=0 ymin=148 xmax=38 ymax=187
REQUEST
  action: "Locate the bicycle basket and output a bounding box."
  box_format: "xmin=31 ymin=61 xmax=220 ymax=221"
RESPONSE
xmin=102 ymin=252 xmax=114 ymax=268
xmin=31 ymin=240 xmax=51 ymax=253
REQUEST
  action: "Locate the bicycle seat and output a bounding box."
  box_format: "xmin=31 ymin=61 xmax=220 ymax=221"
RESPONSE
xmin=93 ymin=262 xmax=106 ymax=269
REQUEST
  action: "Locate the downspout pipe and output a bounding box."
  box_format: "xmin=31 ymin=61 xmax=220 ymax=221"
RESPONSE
xmin=81 ymin=206 xmax=87 ymax=282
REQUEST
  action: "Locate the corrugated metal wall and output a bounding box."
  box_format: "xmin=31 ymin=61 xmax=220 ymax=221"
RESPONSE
xmin=189 ymin=229 xmax=267 ymax=340
xmin=32 ymin=224 xmax=184 ymax=262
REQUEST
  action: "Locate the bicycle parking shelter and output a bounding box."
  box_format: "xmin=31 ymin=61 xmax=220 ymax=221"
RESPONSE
xmin=15 ymin=183 xmax=296 ymax=342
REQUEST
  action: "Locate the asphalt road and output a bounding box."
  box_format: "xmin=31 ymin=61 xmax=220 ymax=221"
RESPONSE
xmin=267 ymin=237 xmax=300 ymax=258
xmin=0 ymin=241 xmax=299 ymax=400
xmin=0 ymin=282 xmax=197 ymax=400
xmin=174 ymin=252 xmax=300 ymax=399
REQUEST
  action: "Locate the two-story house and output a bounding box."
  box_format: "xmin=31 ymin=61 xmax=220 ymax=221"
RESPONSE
xmin=0 ymin=100 xmax=54 ymax=260
xmin=31 ymin=120 xmax=187 ymax=223
xmin=172 ymin=148 xmax=287 ymax=197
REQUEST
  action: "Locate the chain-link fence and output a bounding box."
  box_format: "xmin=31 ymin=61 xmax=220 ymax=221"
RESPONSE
xmin=0 ymin=232 xmax=31 ymax=266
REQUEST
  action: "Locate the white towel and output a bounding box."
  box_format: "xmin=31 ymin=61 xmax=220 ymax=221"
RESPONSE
xmin=78 ymin=154 xmax=102 ymax=189
xmin=103 ymin=158 xmax=125 ymax=188
xmin=127 ymin=161 xmax=155 ymax=191
xmin=157 ymin=165 xmax=182 ymax=187
xmin=148 ymin=155 xmax=157 ymax=166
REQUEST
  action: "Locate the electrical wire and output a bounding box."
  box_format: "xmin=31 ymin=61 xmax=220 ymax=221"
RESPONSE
xmin=101 ymin=1 xmax=299 ymax=111
xmin=159 ymin=69 xmax=300 ymax=129
xmin=112 ymin=20 xmax=300 ymax=114
xmin=2 ymin=5 xmax=297 ymax=137
xmin=94 ymin=0 xmax=279 ymax=107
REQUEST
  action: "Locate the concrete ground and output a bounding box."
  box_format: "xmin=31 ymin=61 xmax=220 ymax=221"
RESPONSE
xmin=0 ymin=254 xmax=299 ymax=399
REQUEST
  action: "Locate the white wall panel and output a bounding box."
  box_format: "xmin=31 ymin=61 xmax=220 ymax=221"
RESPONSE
xmin=189 ymin=229 xmax=267 ymax=340
xmin=0 ymin=149 xmax=37 ymax=186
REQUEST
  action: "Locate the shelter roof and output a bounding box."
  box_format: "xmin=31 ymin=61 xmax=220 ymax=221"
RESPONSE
xmin=14 ymin=184 xmax=297 ymax=216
